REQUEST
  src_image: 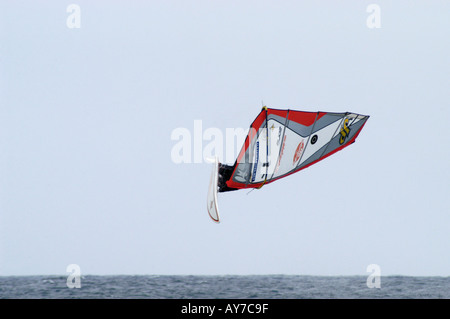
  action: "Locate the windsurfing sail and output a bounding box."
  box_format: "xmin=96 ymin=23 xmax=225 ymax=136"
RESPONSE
xmin=207 ymin=106 xmax=369 ymax=223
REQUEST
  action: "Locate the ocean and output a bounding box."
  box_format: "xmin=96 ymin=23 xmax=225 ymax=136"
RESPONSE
xmin=0 ymin=275 xmax=449 ymax=299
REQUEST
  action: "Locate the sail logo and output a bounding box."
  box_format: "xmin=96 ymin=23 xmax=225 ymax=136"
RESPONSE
xmin=293 ymin=140 xmax=305 ymax=166
xmin=251 ymin=141 xmax=259 ymax=182
xmin=339 ymin=118 xmax=351 ymax=145
xmin=275 ymin=126 xmax=282 ymax=146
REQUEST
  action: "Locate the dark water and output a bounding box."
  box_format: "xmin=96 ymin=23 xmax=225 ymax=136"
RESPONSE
xmin=0 ymin=275 xmax=449 ymax=299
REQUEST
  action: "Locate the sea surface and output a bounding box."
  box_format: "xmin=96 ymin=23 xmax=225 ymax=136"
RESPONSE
xmin=0 ymin=275 xmax=449 ymax=299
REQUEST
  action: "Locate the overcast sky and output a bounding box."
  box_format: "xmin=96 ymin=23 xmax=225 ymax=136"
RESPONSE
xmin=1 ymin=1 xmax=449 ymax=276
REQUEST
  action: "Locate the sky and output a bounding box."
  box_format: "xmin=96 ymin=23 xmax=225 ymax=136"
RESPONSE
xmin=0 ymin=1 xmax=449 ymax=277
